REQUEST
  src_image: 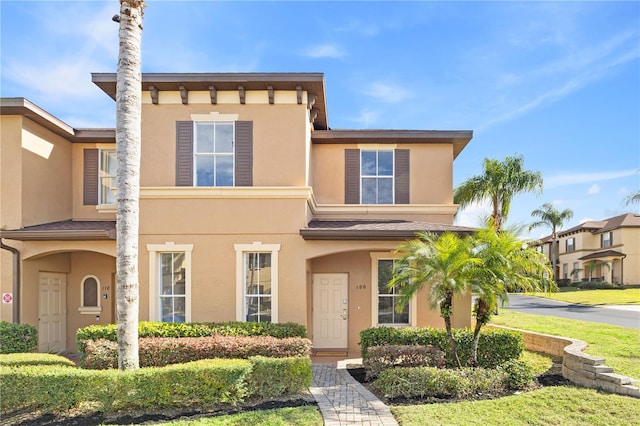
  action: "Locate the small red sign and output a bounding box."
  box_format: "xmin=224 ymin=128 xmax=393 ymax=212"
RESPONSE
xmin=2 ymin=293 xmax=13 ymax=304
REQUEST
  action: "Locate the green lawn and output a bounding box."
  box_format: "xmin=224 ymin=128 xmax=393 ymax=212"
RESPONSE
xmin=528 ymin=288 xmax=640 ymax=305
xmin=391 ymin=386 xmax=640 ymax=426
xmin=160 ymin=407 xmax=323 ymax=426
xmin=490 ymin=309 xmax=640 ymax=379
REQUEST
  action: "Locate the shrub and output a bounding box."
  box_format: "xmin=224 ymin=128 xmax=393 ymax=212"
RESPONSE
xmin=0 ymin=321 xmax=37 ymax=354
xmin=1 ymin=356 xmax=310 ymax=415
xmin=81 ymin=335 xmax=312 ymax=369
xmin=498 ymin=359 xmax=535 ymax=389
xmin=0 ymin=353 xmax=76 ymax=368
xmin=359 ymin=327 xmax=523 ymax=368
xmin=76 ymin=321 xmax=307 ymax=358
xmin=576 ymin=281 xmax=616 ymax=290
xmin=364 ymin=345 xmax=445 ymax=380
xmin=372 ymin=366 xmax=506 ymax=399
xmin=246 ymin=356 xmax=312 ymax=398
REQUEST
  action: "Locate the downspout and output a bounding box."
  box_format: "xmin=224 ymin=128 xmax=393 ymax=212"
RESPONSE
xmin=0 ymin=239 xmax=20 ymax=323
xmin=621 ymin=254 xmax=627 ymax=285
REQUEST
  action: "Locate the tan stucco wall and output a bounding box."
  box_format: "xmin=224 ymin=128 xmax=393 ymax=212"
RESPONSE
xmin=311 ymin=143 xmax=454 ymax=205
xmin=1 ymin=115 xmax=23 ymax=230
xmin=618 ymin=227 xmax=640 ymax=284
xmin=140 ymin=100 xmax=309 ymax=187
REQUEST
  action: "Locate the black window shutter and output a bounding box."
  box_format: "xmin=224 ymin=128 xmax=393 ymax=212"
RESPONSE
xmin=394 ymin=149 xmax=410 ymax=204
xmin=83 ymin=149 xmax=99 ymax=205
xmin=176 ymin=121 xmax=194 ymax=186
xmin=345 ymin=149 xmax=360 ymax=204
xmin=235 ymin=121 xmax=253 ymax=186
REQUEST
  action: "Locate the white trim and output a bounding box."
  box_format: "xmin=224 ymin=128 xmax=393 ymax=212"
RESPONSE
xmin=141 ymin=186 xmax=313 ymax=199
xmin=370 ymin=252 xmax=417 ymax=327
xmin=191 ymin=112 xmax=240 ymax=122
xmin=234 ymin=242 xmax=281 ymax=323
xmin=78 ymin=274 xmax=103 ymax=314
xmin=147 ymin=243 xmax=193 ymax=322
xmin=357 ymin=143 xmax=398 ymax=150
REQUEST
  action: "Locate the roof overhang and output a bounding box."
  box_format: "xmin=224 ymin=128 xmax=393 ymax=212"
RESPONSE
xmin=311 ymin=129 xmax=473 ymax=159
xmin=0 ymin=98 xmax=115 ymax=143
xmin=92 ymin=72 xmax=329 ymax=130
xmin=1 ymin=221 xmax=116 ymax=241
xmin=300 ymin=219 xmax=476 ymax=241
xmin=578 ymin=250 xmax=626 ymax=261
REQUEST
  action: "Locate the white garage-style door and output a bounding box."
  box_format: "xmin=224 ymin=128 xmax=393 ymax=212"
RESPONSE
xmin=312 ymin=273 xmax=348 ymax=349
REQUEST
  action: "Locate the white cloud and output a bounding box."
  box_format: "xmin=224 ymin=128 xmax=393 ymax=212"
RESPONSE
xmin=587 ymin=184 xmax=600 ymax=195
xmin=363 ymin=82 xmax=412 ymax=103
xmin=454 ymin=200 xmax=492 ymax=227
xmin=302 ymin=44 xmax=346 ymax=59
xmin=545 ymin=169 xmax=638 ymax=189
xmin=349 ymin=109 xmax=380 ymax=127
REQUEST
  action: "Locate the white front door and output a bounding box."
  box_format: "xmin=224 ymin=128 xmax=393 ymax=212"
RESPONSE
xmin=313 ymin=273 xmax=348 ymax=349
xmin=39 ymin=272 xmax=67 ymax=353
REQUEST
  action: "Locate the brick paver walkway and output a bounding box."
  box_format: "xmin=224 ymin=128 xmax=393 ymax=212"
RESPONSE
xmin=310 ymin=359 xmax=398 ymax=426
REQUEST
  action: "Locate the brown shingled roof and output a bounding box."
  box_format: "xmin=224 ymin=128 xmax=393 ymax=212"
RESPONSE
xmin=578 ymin=250 xmax=626 ymax=261
xmin=300 ymin=219 xmax=476 ymax=240
xmin=0 ymin=220 xmax=116 ymax=241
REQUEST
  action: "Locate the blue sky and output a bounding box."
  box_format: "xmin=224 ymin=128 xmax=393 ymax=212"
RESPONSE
xmin=2 ymin=1 xmax=639 ymax=237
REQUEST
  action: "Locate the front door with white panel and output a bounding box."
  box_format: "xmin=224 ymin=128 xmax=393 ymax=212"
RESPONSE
xmin=38 ymin=272 xmax=67 ymax=353
xmin=312 ymin=273 xmax=348 ymax=348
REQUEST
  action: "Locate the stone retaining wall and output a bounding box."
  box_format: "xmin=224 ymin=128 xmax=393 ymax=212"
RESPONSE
xmin=489 ymin=325 xmax=639 ymax=398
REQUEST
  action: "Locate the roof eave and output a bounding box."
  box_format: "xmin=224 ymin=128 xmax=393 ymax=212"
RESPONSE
xmin=0 ymin=230 xmax=116 ymax=241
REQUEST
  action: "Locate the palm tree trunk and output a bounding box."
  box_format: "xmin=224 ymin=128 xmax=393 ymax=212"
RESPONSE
xmin=115 ymin=0 xmax=145 ymax=371
xmin=471 ymin=297 xmax=490 ymax=367
xmin=441 ymin=293 xmax=461 ymax=368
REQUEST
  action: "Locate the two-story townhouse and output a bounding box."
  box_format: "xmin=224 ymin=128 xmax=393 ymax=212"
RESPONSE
xmin=1 ymin=73 xmax=475 ymax=355
xmin=538 ymin=213 xmax=640 ymax=285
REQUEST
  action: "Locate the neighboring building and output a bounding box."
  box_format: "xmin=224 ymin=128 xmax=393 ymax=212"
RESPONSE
xmin=1 ymin=73 xmax=475 ymax=354
xmin=537 ymin=214 xmax=640 ymax=285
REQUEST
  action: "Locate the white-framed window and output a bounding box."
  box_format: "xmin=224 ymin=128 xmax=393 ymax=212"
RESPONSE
xmin=370 ymin=253 xmax=415 ymax=327
xmin=194 ymin=122 xmax=234 ymax=187
xmin=99 ymin=149 xmax=117 ymax=204
xmin=573 ymin=262 xmax=580 ymax=281
xmin=361 ymin=150 xmax=394 ymax=204
xmin=78 ymin=275 xmax=102 ymax=314
xmin=147 ymin=243 xmax=193 ymax=322
xmin=566 ymin=237 xmax=575 ymax=253
xmin=601 ymin=232 xmax=612 ymax=248
xmin=235 ymin=242 xmax=280 ymax=323
xmin=562 ymin=263 xmax=568 ymax=279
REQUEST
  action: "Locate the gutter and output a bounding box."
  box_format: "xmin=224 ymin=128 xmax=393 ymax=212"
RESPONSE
xmin=0 ymin=240 xmax=20 ymax=323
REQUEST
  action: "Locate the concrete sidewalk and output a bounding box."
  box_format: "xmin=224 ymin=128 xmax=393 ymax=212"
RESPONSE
xmin=310 ymin=359 xmax=398 ymax=426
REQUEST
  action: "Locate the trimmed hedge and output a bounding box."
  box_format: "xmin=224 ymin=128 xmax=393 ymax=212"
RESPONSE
xmin=76 ymin=321 xmax=307 ymax=357
xmin=0 ymin=354 xmax=312 ymax=415
xmin=0 ymin=321 xmax=37 ymax=354
xmin=364 ymin=345 xmax=445 ymax=380
xmin=372 ymin=360 xmax=534 ymax=399
xmin=0 ymin=353 xmax=76 ymax=368
xmin=359 ymin=327 xmax=524 ymax=368
xmin=81 ymin=335 xmax=312 ymax=369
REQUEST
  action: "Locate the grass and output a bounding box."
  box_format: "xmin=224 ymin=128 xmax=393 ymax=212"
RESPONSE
xmin=490 ymin=309 xmax=640 ymax=379
xmin=391 ymin=386 xmax=640 ymax=426
xmin=529 ymin=288 xmax=640 ymax=305
xmin=160 ymin=407 xmax=323 ymax=425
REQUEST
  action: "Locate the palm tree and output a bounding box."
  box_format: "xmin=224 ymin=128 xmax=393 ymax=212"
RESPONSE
xmin=115 ymin=0 xmax=145 ymax=371
xmin=389 ymin=232 xmax=480 ymax=367
xmin=469 ymin=227 xmax=552 ymax=366
xmin=454 ymin=155 xmax=543 ymax=231
xmin=625 ymin=190 xmax=640 ymax=206
xmin=529 ymin=203 xmax=574 ymax=283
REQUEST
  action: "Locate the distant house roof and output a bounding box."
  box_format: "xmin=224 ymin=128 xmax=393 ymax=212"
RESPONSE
xmin=0 ymin=98 xmax=115 ymax=143
xmin=0 ymin=220 xmax=116 ymax=241
xmin=553 ymin=213 xmax=640 ymax=239
xmin=300 ymin=219 xmax=475 ymax=240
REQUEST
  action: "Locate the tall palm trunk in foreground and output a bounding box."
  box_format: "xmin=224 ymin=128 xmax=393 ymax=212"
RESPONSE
xmin=115 ymin=0 xmax=145 ymax=371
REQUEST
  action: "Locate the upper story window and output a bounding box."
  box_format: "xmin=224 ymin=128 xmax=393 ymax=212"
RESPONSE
xmin=194 ymin=122 xmax=234 ymax=187
xmin=345 ymin=148 xmax=409 ymax=205
xmin=601 ymin=232 xmax=612 ymax=248
xmin=566 ymin=237 xmax=575 ymax=253
xmin=176 ymin=119 xmax=253 ymax=187
xmin=99 ymin=149 xmax=117 ymax=204
xmin=361 ymin=150 xmax=394 ymax=204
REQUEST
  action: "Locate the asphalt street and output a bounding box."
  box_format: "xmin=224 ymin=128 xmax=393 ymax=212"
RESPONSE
xmin=503 ymin=294 xmax=640 ymax=329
